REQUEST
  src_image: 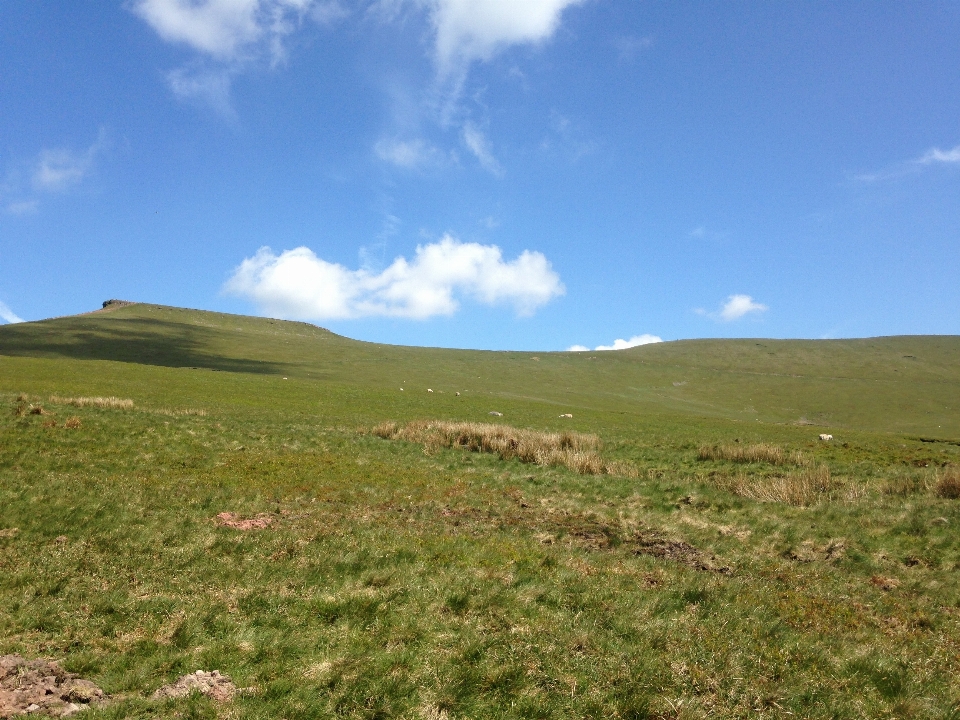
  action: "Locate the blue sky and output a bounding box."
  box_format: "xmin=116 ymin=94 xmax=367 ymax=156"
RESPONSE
xmin=2 ymin=1 xmax=959 ymax=350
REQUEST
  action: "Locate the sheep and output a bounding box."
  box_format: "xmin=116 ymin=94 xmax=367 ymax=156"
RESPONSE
xmin=489 ymin=411 xmax=503 ymax=416
xmin=819 ymin=433 xmax=833 ymax=441
xmin=559 ymin=413 xmax=573 ymax=418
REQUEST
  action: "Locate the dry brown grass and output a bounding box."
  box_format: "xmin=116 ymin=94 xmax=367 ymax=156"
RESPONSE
xmin=49 ymin=395 xmax=135 ymax=410
xmin=372 ymin=420 xmax=636 ymax=477
xmin=697 ymin=442 xmax=807 ymax=466
xmin=64 ymin=416 xmax=82 ymax=429
xmin=154 ymin=408 xmax=208 ymax=417
xmin=935 ymin=466 xmax=960 ymax=499
xmin=714 ymin=465 xmax=838 ymax=506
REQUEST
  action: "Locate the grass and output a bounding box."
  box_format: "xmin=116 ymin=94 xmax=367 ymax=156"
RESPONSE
xmin=0 ymin=303 xmax=959 ymax=718
xmin=697 ymin=442 xmax=807 ymax=466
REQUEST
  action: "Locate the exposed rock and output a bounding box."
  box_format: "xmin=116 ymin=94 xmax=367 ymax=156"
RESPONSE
xmin=0 ymin=655 xmax=104 ymax=718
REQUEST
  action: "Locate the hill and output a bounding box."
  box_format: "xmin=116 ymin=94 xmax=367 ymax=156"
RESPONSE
xmin=1 ymin=302 xmax=958 ymax=437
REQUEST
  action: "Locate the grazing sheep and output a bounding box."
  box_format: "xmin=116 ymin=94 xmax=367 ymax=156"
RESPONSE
xmin=455 ymin=392 xmax=460 ymax=396
xmin=427 ymin=389 xmax=433 ymax=393
xmin=819 ymin=433 xmax=833 ymax=441
xmin=489 ymin=411 xmax=503 ymax=416
xmin=559 ymin=413 xmax=573 ymax=418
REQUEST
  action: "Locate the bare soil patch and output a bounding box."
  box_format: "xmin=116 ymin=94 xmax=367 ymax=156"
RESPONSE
xmin=152 ymin=670 xmax=241 ymax=702
xmin=215 ymin=512 xmax=273 ymax=530
xmin=0 ymin=655 xmax=104 ymax=718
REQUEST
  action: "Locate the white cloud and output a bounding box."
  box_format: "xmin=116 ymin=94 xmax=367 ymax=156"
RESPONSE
xmin=595 ymin=334 xmax=663 ymax=351
xmin=426 ymin=0 xmax=584 ymax=78
xmin=462 ymin=123 xmax=502 ymax=175
xmin=374 ymin=137 xmax=445 ymax=169
xmin=0 ymin=301 xmax=24 ymax=324
xmin=32 ymin=133 xmax=104 ymax=192
xmin=133 ymin=0 xmax=340 ymax=112
xmin=5 ymin=200 xmax=38 ymax=216
xmin=167 ymin=67 xmax=236 ymax=117
xmin=696 ymin=294 xmax=768 ymax=322
xmin=132 ymin=0 xmax=322 ymax=62
xmin=917 ymin=145 xmax=960 ymax=165
xmin=568 ymin=334 xmax=662 ymax=352
xmin=224 ymin=234 xmax=564 ymax=320
xmin=719 ymin=294 xmax=767 ymax=321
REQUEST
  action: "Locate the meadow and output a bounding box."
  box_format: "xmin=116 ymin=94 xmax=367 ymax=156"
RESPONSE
xmin=1 ymin=303 xmax=959 ymax=718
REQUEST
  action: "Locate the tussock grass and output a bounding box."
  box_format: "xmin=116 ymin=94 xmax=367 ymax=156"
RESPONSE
xmin=154 ymin=407 xmax=208 ymax=417
xmin=698 ymin=442 xmax=807 ymax=466
xmin=373 ymin=420 xmax=637 ymax=476
xmin=49 ymin=395 xmax=134 ymax=410
xmin=714 ymin=465 xmax=840 ymax=506
xmin=935 ymin=466 xmax=960 ymax=499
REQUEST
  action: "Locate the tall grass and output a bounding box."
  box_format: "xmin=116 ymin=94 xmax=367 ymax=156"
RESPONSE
xmin=714 ymin=465 xmax=836 ymax=506
xmin=48 ymin=395 xmax=135 ymax=410
xmin=935 ymin=466 xmax=960 ymax=499
xmin=372 ymin=420 xmax=636 ymax=476
xmin=698 ymin=442 xmax=807 ymax=466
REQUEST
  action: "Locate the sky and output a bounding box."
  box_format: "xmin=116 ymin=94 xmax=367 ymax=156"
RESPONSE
xmin=2 ymin=1 xmax=959 ymax=351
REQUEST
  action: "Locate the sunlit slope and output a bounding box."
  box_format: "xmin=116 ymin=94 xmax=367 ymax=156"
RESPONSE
xmin=0 ymin=302 xmax=957 ymax=436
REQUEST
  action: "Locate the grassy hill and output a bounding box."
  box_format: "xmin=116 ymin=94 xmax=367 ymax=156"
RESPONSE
xmin=1 ymin=303 xmax=959 ymax=719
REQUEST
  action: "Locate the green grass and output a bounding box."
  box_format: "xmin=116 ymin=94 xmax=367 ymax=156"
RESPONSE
xmin=1 ymin=303 xmax=959 ymax=718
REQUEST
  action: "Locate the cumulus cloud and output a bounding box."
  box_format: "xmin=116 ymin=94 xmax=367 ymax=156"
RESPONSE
xmin=224 ymin=234 xmax=564 ymax=320
xmin=425 ymin=0 xmax=584 ymax=78
xmin=0 ymin=301 xmax=24 ymax=324
xmin=567 ymin=334 xmax=663 ymax=352
xmin=696 ymin=294 xmax=768 ymax=322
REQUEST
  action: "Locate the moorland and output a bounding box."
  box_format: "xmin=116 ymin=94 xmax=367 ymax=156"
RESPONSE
xmin=1 ymin=302 xmax=959 ymax=719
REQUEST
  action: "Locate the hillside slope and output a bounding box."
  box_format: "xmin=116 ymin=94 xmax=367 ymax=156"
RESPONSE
xmin=0 ymin=302 xmax=958 ymax=436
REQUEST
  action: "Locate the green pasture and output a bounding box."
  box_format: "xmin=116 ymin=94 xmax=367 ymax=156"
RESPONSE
xmin=1 ymin=303 xmax=959 ymax=718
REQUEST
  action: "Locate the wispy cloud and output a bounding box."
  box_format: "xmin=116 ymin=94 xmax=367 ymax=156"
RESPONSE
xmin=0 ymin=301 xmax=24 ymax=324
xmin=132 ymin=0 xmax=343 ymax=113
xmin=224 ymin=234 xmax=564 ymax=320
xmin=461 ymin=123 xmax=502 ymax=175
xmin=696 ymin=294 xmax=768 ymax=322
xmin=567 ymin=334 xmax=663 ymax=352
xmin=374 ymin=137 xmax=447 ymax=169
xmin=916 ymin=145 xmax=960 ymax=165
xmin=3 ymin=132 xmax=105 ymax=214
xmin=857 ymin=143 xmax=960 ymax=182
xmin=167 ymin=67 xmax=236 ymax=117
xmin=32 ymin=132 xmax=105 ymax=192
xmin=5 ymin=200 xmax=39 ymax=216
xmin=614 ymin=34 xmax=653 ymax=62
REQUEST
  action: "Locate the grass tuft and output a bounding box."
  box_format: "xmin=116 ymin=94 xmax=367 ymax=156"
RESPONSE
xmin=698 ymin=442 xmax=807 ymax=466
xmin=714 ymin=465 xmax=836 ymax=506
xmin=49 ymin=395 xmax=134 ymax=410
xmin=935 ymin=466 xmax=960 ymax=499
xmin=373 ymin=420 xmax=637 ymax=476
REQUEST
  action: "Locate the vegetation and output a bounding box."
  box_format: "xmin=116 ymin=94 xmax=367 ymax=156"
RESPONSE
xmin=1 ymin=303 xmax=959 ymax=718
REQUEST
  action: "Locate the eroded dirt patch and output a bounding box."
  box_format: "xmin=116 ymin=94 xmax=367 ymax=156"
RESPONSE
xmin=152 ymin=670 xmax=240 ymax=702
xmin=0 ymin=655 xmax=104 ymax=718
